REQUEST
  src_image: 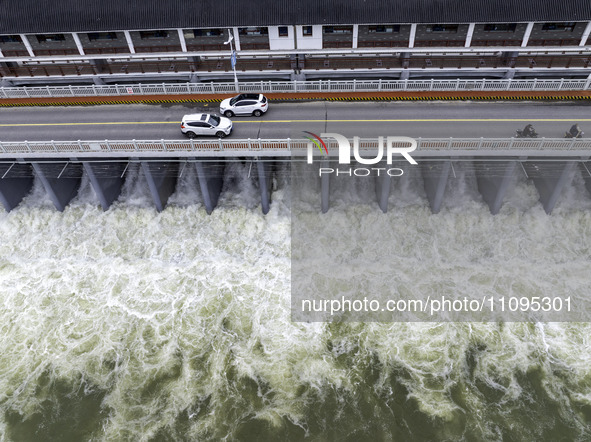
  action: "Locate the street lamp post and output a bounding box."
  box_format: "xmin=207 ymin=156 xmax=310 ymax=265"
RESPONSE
xmin=224 ymin=29 xmax=239 ymax=93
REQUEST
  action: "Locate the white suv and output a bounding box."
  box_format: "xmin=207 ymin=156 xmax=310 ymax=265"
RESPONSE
xmin=219 ymin=94 xmax=268 ymax=117
xmin=181 ymin=113 xmax=233 ymax=138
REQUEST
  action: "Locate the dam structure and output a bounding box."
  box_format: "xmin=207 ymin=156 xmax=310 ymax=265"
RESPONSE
xmin=0 ymin=137 xmax=590 ymax=215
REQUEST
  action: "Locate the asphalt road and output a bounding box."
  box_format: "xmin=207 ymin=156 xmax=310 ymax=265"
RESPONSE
xmin=0 ymin=101 xmax=590 ymax=141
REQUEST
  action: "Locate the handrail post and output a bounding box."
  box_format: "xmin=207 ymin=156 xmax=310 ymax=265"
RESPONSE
xmin=558 ymin=78 xmax=564 ymax=90
xmin=568 ymin=138 xmax=576 ymax=150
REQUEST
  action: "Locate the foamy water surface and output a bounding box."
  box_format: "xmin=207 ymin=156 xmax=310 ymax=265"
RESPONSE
xmin=0 ymin=162 xmax=590 ymax=440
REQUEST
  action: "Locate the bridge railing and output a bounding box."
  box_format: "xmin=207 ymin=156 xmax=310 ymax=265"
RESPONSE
xmin=1 ymin=78 xmax=590 ymax=99
xmin=0 ymin=138 xmax=590 ymax=156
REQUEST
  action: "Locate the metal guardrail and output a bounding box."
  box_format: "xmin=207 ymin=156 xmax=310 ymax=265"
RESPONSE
xmin=1 ymin=78 xmax=590 ymax=99
xmin=0 ymin=138 xmax=589 ymax=155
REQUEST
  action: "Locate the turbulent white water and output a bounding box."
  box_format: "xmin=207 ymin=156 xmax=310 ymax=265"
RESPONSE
xmin=0 ymin=162 xmax=590 ymax=440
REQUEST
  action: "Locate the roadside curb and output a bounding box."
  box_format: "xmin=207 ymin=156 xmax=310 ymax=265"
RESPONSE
xmin=1 ymin=91 xmax=590 ymax=106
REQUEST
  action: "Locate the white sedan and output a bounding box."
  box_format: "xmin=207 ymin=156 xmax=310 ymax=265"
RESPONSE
xmin=181 ymin=113 xmax=233 ymax=138
xmin=219 ymin=94 xmax=268 ymax=117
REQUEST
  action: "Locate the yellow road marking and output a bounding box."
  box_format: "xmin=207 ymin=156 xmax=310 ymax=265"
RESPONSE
xmin=1 ymin=118 xmax=591 ymax=127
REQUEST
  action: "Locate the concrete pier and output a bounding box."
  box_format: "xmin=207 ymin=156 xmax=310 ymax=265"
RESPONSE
xmin=82 ymin=161 xmax=126 ymax=211
xmin=0 ymin=162 xmax=34 ymax=211
xmin=321 ymin=159 xmax=330 ymax=213
xmin=476 ymin=160 xmax=517 ymax=215
xmin=375 ymin=161 xmax=391 ymax=213
xmin=0 ymin=153 xmax=588 ymax=215
xmin=524 ymin=160 xmax=577 ymax=214
xmin=31 ymin=161 xmax=82 ymax=211
xmin=141 ymin=161 xmax=179 ymax=212
xmin=195 ymin=160 xmax=225 ymax=214
xmin=580 ymin=161 xmax=591 ymax=197
xmin=256 ymin=159 xmax=274 ymax=214
xmin=420 ymin=161 xmax=452 ymax=214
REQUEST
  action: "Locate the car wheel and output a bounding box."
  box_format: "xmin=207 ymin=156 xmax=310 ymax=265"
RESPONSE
xmin=216 ymin=131 xmax=226 ymax=138
xmin=253 ymin=110 xmax=263 ymax=117
xmin=186 ymin=131 xmax=196 ymax=139
xmin=224 ymin=110 xmax=234 ymax=118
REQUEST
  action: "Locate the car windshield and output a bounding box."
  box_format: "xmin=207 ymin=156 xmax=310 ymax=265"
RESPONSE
xmin=208 ymin=115 xmax=221 ymax=126
xmin=229 ymin=96 xmax=239 ymax=106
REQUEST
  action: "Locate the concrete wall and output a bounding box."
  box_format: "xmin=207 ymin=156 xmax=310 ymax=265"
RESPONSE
xmin=0 ymin=163 xmax=34 ymax=211
xmin=295 ymin=25 xmax=323 ymax=50
xmin=414 ymin=24 xmax=470 ymax=47
xmin=129 ymin=30 xmax=182 ymax=52
xmin=269 ymin=26 xmax=295 ymax=50
xmin=471 ymin=23 xmax=527 ymax=46
xmin=184 ymin=28 xmax=229 ymax=52
xmin=322 ymin=26 xmax=354 ymax=48
xmin=528 ymin=22 xmax=586 ymax=46
xmin=80 ymin=32 xmax=130 ymax=54
xmin=237 ymin=28 xmax=270 ymax=50
xmin=25 ymin=33 xmax=79 ymax=55
xmin=357 ymin=25 xmax=411 ymax=47
xmin=0 ymin=36 xmax=29 ymax=56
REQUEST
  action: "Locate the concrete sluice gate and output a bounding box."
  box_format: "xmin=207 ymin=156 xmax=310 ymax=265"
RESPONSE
xmin=0 ymin=157 xmax=276 ymax=214
xmin=0 ymin=157 xmax=588 ymax=215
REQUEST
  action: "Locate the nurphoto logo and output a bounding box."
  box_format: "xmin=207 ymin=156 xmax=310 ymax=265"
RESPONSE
xmin=304 ymin=132 xmax=418 ymax=177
